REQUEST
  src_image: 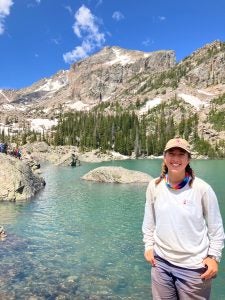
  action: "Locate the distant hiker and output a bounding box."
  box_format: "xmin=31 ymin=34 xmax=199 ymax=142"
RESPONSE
xmin=11 ymin=147 xmax=22 ymax=159
xmin=70 ymin=153 xmax=80 ymax=167
xmin=17 ymin=149 xmax=22 ymax=159
xmin=0 ymin=142 xmax=8 ymax=154
xmin=0 ymin=226 xmax=7 ymax=240
xmin=142 ymin=137 xmax=224 ymax=300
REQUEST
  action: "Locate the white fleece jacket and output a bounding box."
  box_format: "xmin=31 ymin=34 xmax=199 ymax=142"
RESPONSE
xmin=142 ymin=177 xmax=225 ymax=268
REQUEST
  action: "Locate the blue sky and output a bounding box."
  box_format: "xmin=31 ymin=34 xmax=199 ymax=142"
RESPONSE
xmin=1 ymin=0 xmax=225 ymax=89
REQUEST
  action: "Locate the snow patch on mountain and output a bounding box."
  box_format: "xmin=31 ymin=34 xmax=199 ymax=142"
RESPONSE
xmin=35 ymin=75 xmax=68 ymax=93
xmin=2 ymin=104 xmax=27 ymax=111
xmin=106 ymin=48 xmax=134 ymax=66
xmin=0 ymin=90 xmax=10 ymax=102
xmin=139 ymin=98 xmax=162 ymax=114
xmin=0 ymin=123 xmax=10 ymax=134
xmin=30 ymin=119 xmax=58 ymax=133
xmin=43 ymin=108 xmax=51 ymax=113
xmin=197 ymin=89 xmax=215 ymax=96
xmin=2 ymin=104 xmax=15 ymax=111
xmin=178 ymin=93 xmax=209 ymax=110
xmin=66 ymin=101 xmax=90 ymax=111
xmin=0 ymin=123 xmax=22 ymax=135
xmin=138 ymin=92 xmax=210 ymax=114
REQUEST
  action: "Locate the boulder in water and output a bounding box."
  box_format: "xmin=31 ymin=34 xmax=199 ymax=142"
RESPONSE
xmin=82 ymin=166 xmax=152 ymax=183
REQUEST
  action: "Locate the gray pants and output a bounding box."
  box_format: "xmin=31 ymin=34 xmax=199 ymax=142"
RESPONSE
xmin=151 ymin=254 xmax=212 ymax=300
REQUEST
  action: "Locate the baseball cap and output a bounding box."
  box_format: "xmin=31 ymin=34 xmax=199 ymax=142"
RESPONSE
xmin=164 ymin=137 xmax=191 ymax=154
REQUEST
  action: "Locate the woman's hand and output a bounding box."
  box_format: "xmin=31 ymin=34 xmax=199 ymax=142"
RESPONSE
xmin=201 ymin=257 xmax=218 ymax=280
xmin=144 ymin=249 xmax=156 ymax=267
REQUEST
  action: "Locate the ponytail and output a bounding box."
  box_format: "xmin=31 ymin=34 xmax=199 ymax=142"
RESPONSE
xmin=185 ymin=163 xmax=195 ymax=186
xmin=155 ymin=162 xmax=168 ymax=185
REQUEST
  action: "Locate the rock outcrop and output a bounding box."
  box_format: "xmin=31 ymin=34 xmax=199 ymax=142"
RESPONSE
xmin=82 ymin=166 xmax=152 ymax=183
xmin=0 ymin=153 xmax=45 ymax=201
xmin=21 ymin=143 xmax=130 ymax=165
xmin=68 ymin=46 xmax=175 ymax=104
xmin=78 ymin=150 xmax=129 ymax=163
xmin=21 ymin=142 xmax=77 ymax=166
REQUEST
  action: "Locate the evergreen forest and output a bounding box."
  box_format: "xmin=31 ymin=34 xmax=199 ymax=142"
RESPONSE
xmin=1 ymin=97 xmax=225 ymax=158
xmin=51 ymin=100 xmax=225 ymax=158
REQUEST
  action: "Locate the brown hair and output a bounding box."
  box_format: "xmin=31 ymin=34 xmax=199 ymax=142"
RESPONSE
xmin=155 ymin=153 xmax=195 ymax=186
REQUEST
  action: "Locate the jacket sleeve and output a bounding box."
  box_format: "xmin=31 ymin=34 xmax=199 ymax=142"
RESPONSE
xmin=142 ymin=180 xmax=156 ymax=251
xmin=202 ymin=185 xmax=225 ymax=261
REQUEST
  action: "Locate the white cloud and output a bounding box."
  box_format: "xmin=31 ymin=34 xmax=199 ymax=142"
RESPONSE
xmin=63 ymin=41 xmax=92 ymax=63
xmin=36 ymin=0 xmax=41 ymax=4
xmin=0 ymin=0 xmax=14 ymax=35
xmin=63 ymin=5 xmax=105 ymax=64
xmin=112 ymin=11 xmax=124 ymax=21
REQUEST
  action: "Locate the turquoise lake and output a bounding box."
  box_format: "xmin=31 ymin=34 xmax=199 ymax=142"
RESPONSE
xmin=0 ymin=159 xmax=225 ymax=299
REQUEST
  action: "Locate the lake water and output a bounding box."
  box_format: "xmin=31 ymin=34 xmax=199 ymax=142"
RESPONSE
xmin=0 ymin=159 xmax=225 ymax=299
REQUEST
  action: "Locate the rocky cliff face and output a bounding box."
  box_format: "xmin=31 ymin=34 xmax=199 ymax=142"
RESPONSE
xmin=1 ymin=42 xmax=225 ymax=113
xmin=68 ymin=46 xmax=176 ymax=104
xmin=180 ymin=40 xmax=225 ymax=88
xmin=0 ymin=40 xmax=225 ymax=146
xmin=0 ymin=46 xmax=176 ymax=115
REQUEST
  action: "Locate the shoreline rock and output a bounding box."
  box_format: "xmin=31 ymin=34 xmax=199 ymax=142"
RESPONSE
xmin=21 ymin=142 xmax=132 ymax=165
xmin=0 ymin=153 xmax=45 ymax=202
xmin=82 ymin=166 xmax=152 ymax=183
xmin=20 ymin=142 xmax=209 ymax=166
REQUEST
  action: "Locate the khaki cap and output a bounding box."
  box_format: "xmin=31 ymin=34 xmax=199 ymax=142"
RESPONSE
xmin=164 ymin=137 xmax=191 ymax=153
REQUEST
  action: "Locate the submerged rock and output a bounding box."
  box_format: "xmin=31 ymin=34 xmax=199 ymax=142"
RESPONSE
xmin=0 ymin=153 xmax=45 ymax=201
xmin=82 ymin=166 xmax=152 ymax=183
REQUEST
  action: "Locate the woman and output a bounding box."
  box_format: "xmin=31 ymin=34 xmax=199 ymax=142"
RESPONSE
xmin=142 ymin=137 xmax=224 ymax=299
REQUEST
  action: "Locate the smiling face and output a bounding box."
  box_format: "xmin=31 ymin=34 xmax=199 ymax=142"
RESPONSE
xmin=164 ymin=147 xmax=190 ymax=177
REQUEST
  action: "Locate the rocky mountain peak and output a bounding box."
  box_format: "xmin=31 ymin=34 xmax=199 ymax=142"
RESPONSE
xmin=176 ymin=40 xmax=225 ymax=90
xmin=0 ymin=40 xmax=225 ymax=150
xmin=68 ymin=46 xmax=176 ymax=104
xmin=189 ymin=40 xmax=223 ymax=59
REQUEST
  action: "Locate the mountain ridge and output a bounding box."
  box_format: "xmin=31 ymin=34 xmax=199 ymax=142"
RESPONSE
xmin=0 ymin=40 xmax=225 ymax=153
